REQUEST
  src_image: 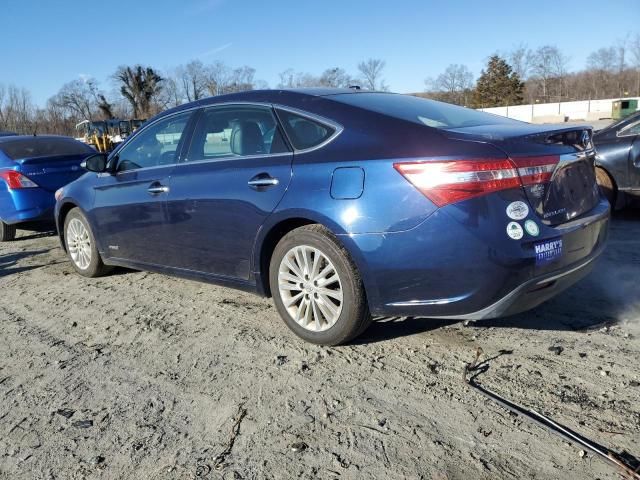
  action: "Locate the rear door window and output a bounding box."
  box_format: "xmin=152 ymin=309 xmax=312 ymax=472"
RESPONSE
xmin=185 ymin=105 xmax=290 ymax=161
xmin=275 ymin=109 xmax=336 ymax=150
xmin=0 ymin=137 xmax=94 ymax=160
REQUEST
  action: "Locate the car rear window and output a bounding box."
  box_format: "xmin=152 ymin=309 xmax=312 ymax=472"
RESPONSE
xmin=329 ymin=92 xmax=518 ymax=129
xmin=0 ymin=137 xmax=93 ymax=160
xmin=276 ymin=109 xmax=336 ymax=150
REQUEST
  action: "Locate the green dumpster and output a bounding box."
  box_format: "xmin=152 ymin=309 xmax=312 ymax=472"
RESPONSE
xmin=612 ymin=99 xmax=638 ymax=120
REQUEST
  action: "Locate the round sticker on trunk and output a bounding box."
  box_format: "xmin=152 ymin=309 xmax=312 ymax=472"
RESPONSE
xmin=506 ymin=201 xmax=529 ymax=220
xmin=524 ymin=219 xmax=540 ymax=236
xmin=506 ymin=221 xmax=524 ymax=240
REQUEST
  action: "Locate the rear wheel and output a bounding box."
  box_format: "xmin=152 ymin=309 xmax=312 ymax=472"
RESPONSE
xmin=596 ymin=167 xmax=616 ymax=208
xmin=270 ymin=225 xmax=371 ymax=346
xmin=0 ymin=221 xmax=17 ymax=242
xmin=64 ymin=208 xmax=111 ymax=277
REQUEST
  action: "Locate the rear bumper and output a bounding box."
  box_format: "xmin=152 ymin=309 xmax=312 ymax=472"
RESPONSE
xmin=402 ymin=246 xmax=600 ymax=320
xmin=0 ymin=188 xmax=55 ymax=225
xmin=340 ymin=192 xmax=609 ymax=319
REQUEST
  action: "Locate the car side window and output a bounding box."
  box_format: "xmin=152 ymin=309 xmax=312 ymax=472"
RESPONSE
xmin=275 ymin=109 xmax=336 ymax=150
xmin=185 ymin=105 xmax=290 ymax=162
xmin=116 ymin=111 xmax=192 ymax=172
xmin=619 ymin=121 xmax=640 ymax=137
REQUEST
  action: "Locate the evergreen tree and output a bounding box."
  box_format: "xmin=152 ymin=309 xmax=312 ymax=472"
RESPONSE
xmin=472 ymin=55 xmax=524 ymax=107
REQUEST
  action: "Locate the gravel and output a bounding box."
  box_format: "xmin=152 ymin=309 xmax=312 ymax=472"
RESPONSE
xmin=0 ymin=211 xmax=639 ymax=479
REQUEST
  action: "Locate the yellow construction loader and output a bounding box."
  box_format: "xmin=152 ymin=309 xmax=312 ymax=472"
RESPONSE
xmin=75 ymin=119 xmax=145 ymax=153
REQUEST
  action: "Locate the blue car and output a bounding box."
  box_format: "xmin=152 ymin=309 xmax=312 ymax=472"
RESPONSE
xmin=54 ymin=89 xmax=609 ymax=345
xmin=0 ymin=135 xmax=95 ymax=241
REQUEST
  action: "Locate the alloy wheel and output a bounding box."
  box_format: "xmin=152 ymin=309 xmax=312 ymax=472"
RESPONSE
xmin=278 ymin=245 xmax=343 ymax=332
xmin=67 ymin=218 xmax=92 ymax=270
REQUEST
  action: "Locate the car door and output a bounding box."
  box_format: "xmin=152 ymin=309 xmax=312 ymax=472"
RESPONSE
xmin=163 ymin=104 xmax=293 ymax=279
xmin=90 ymin=110 xmax=195 ymax=265
xmin=618 ymin=120 xmax=640 ymax=189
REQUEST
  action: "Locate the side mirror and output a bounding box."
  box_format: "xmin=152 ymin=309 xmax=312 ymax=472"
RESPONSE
xmin=81 ymin=153 xmax=108 ymax=173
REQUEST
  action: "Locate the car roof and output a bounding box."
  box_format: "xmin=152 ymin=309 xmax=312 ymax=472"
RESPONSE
xmin=156 ymin=88 xmax=383 ymax=121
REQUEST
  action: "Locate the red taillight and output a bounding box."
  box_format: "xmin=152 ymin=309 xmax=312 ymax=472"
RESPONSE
xmin=394 ymin=155 xmax=560 ymax=207
xmin=394 ymin=159 xmax=521 ymax=207
xmin=0 ymin=170 xmax=38 ymax=189
xmin=511 ymin=155 xmax=560 ymax=185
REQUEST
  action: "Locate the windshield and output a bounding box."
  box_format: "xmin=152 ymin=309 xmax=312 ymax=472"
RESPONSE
xmin=330 ymin=92 xmax=519 ymax=129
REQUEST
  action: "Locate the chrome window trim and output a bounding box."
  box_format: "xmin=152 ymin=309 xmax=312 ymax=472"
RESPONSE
xmin=176 ymin=152 xmax=292 ymax=167
xmin=107 ymin=99 xmax=344 ymax=174
xmin=273 ymin=104 xmax=344 ymax=154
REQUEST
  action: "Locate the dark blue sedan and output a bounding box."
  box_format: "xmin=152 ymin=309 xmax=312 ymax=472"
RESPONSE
xmin=0 ymin=135 xmax=95 ymax=241
xmin=54 ymin=89 xmax=609 ymax=345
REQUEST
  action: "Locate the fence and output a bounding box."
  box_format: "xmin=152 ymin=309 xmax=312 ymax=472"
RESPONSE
xmin=479 ymin=97 xmax=640 ymax=123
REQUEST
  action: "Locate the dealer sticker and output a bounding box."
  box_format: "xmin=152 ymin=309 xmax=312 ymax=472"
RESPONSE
xmin=506 ymin=201 xmax=529 ymax=220
xmin=506 ymin=221 xmax=524 ymax=240
xmin=534 ymin=238 xmax=563 ymax=265
xmin=524 ymin=219 xmax=540 ymax=237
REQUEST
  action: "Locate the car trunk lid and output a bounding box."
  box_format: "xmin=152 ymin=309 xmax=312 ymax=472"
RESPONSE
xmin=443 ymin=124 xmax=600 ymax=226
xmin=16 ymin=154 xmax=87 ymax=192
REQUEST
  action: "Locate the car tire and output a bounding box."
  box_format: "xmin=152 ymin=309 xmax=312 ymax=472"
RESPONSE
xmin=596 ymin=167 xmax=616 ymax=208
xmin=64 ymin=208 xmax=111 ymax=278
xmin=269 ymin=224 xmax=371 ymax=346
xmin=0 ymin=221 xmax=17 ymax=242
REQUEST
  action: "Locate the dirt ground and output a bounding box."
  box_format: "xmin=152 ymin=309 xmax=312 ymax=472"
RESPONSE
xmin=0 ymin=211 xmax=639 ymax=480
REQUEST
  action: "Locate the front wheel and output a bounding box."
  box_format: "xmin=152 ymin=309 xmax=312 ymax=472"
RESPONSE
xmin=64 ymin=208 xmax=111 ymax=277
xmin=270 ymin=225 xmax=371 ymax=346
xmin=0 ymin=221 xmax=17 ymax=242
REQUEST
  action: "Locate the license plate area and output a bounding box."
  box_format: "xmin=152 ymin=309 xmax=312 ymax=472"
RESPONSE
xmin=534 ymin=238 xmax=563 ymax=266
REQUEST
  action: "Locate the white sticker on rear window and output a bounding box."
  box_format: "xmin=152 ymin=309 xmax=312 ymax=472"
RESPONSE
xmin=506 ymin=201 xmax=529 ymax=220
xmin=506 ymin=222 xmax=524 ymax=240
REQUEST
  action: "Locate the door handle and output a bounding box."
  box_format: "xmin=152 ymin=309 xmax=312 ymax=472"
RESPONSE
xmin=248 ymin=174 xmax=279 ymax=189
xmin=147 ymin=184 xmax=169 ymax=194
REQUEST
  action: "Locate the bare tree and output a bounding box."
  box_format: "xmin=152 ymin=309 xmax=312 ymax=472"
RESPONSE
xmin=529 ymin=45 xmax=569 ymax=101
xmin=205 ymin=61 xmax=233 ymax=96
xmin=277 ymin=69 xmax=321 ymax=88
xmin=586 ymin=47 xmax=618 ymax=98
xmin=319 ymin=68 xmax=354 ymax=88
xmin=357 ymin=59 xmax=388 ymax=91
xmin=50 ymin=79 xmax=96 ymax=121
xmin=0 ymin=85 xmax=36 ymax=134
xmin=177 ymin=60 xmax=208 ymax=102
xmin=114 ymin=65 xmax=164 ymax=118
xmin=631 ymin=33 xmax=640 ymax=96
xmin=160 ymin=77 xmax=185 ymax=108
xmin=507 ymin=44 xmax=534 ymax=80
xmin=227 ymin=66 xmax=257 ymax=93
xmin=425 ymin=64 xmax=474 ymax=105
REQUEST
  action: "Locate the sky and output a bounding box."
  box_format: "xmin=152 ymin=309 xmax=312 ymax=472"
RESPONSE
xmin=2 ymin=0 xmax=639 ymax=106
